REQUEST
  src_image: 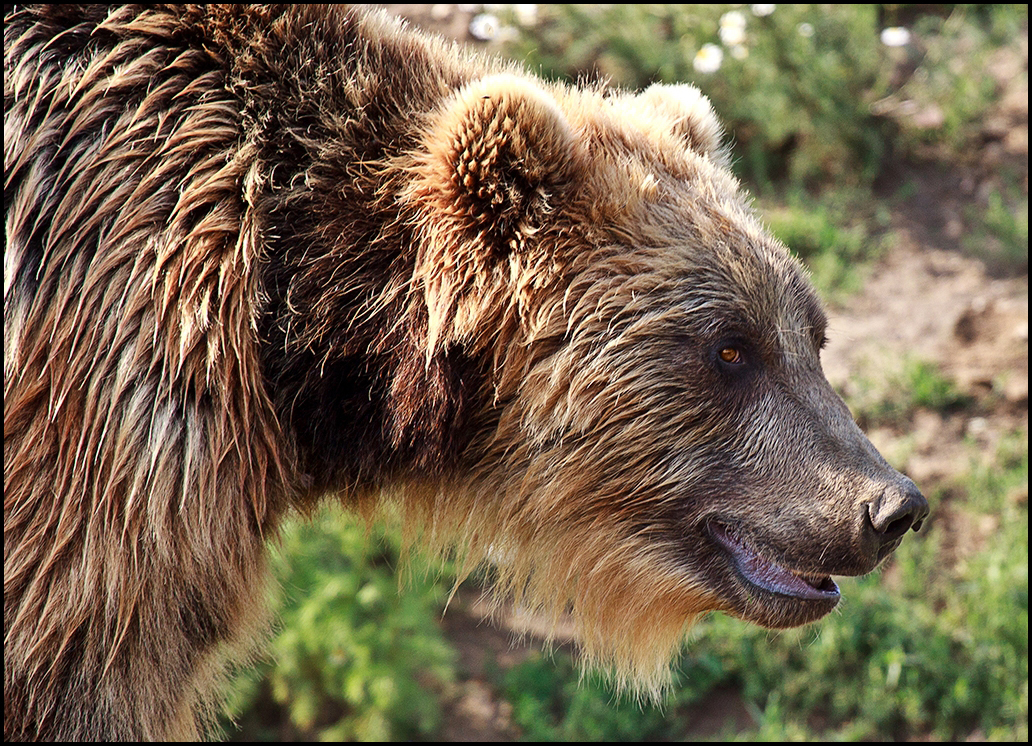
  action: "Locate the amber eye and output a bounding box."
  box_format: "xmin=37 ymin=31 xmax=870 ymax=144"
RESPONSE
xmin=718 ymin=346 xmax=743 ymax=365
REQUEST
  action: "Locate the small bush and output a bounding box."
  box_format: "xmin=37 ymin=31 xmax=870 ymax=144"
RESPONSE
xmin=222 ymin=510 xmax=456 ymax=741
xmin=848 ymin=357 xmax=973 ymax=429
xmin=763 ymin=191 xmax=880 ymax=296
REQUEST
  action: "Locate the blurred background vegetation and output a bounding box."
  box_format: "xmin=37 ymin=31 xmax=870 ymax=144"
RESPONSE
xmin=223 ymin=4 xmax=1028 ymax=741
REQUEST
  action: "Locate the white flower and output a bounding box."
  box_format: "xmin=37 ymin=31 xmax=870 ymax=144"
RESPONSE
xmin=880 ymin=26 xmax=912 ymax=47
xmin=469 ymin=13 xmax=500 ymax=40
xmin=720 ymin=11 xmax=747 ymax=47
xmin=693 ymin=43 xmax=724 ymax=74
xmin=730 ymin=44 xmax=749 ymax=60
xmin=751 ymin=4 xmax=776 ymax=17
xmin=720 ymin=10 xmax=747 ymax=30
xmin=797 ymin=22 xmax=814 ymax=38
xmin=720 ymin=24 xmax=747 ymax=46
xmin=512 ymin=4 xmax=539 ymax=28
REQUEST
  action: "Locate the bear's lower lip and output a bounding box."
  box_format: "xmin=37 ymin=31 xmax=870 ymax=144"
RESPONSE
xmin=707 ymin=521 xmax=840 ymax=602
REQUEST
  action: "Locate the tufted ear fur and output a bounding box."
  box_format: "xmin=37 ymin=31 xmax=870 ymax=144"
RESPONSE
xmin=415 ymin=73 xmax=582 ymax=246
xmin=635 ymin=83 xmax=729 ymax=167
xmin=407 ymin=73 xmax=584 ymax=355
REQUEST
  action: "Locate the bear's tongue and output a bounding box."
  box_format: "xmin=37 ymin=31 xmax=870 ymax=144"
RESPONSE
xmin=710 ymin=523 xmax=840 ymax=601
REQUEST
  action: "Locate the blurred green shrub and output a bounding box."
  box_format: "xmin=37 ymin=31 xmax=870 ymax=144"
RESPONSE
xmin=883 ymin=6 xmax=1025 ymax=154
xmin=500 ymin=651 xmax=722 ymax=741
xmin=847 ymin=356 xmax=973 ymax=430
xmin=222 ymin=509 xmax=456 ymax=741
xmin=964 ymin=175 xmax=1030 ymax=275
xmin=762 ymin=189 xmax=882 ymax=296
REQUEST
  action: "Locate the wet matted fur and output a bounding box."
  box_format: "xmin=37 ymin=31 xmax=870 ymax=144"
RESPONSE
xmin=4 ymin=5 xmax=928 ymax=740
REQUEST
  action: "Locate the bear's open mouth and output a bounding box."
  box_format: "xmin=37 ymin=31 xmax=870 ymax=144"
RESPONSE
xmin=707 ymin=521 xmax=840 ymax=602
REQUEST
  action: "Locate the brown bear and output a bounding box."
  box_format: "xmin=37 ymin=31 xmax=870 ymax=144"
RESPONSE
xmin=4 ymin=4 xmax=928 ymax=741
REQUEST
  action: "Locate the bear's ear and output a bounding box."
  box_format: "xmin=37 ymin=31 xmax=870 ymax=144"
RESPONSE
xmin=412 ymin=73 xmax=582 ymax=251
xmin=635 ymin=84 xmax=729 ymax=167
xmin=407 ymin=74 xmax=584 ymax=356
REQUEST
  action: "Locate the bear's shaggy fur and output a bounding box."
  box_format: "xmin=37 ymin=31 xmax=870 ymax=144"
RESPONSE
xmin=4 ymin=5 xmax=928 ymax=740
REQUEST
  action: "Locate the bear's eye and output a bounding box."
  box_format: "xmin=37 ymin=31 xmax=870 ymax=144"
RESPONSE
xmin=717 ymin=345 xmax=743 ymax=365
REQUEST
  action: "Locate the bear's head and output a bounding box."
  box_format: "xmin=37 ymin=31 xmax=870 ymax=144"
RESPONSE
xmin=402 ymin=74 xmax=927 ymax=693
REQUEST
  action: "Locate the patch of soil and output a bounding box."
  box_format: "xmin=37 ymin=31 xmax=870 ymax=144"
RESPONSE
xmin=437 ymin=592 xmax=530 ymax=741
xmin=823 ymin=236 xmax=1028 ymax=486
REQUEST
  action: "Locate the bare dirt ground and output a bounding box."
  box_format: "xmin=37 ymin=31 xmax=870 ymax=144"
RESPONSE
xmin=382 ymin=5 xmax=1028 ymax=739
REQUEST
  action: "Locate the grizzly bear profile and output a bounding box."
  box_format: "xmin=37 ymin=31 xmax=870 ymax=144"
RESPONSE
xmin=4 ymin=5 xmax=928 ymax=740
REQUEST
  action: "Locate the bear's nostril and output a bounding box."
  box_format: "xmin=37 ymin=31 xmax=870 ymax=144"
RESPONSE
xmin=868 ymin=480 xmax=929 ymax=543
xmin=880 ymin=513 xmax=915 ymax=540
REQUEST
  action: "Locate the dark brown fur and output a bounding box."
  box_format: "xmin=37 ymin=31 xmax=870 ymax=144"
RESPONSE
xmin=4 ymin=5 xmax=927 ymax=740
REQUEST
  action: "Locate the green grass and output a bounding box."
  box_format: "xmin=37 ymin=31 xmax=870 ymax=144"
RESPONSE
xmin=963 ymin=173 xmax=1030 ymax=276
xmin=847 ymin=357 xmax=974 ymax=430
xmin=761 ymin=190 xmax=883 ymax=298
xmin=221 ymin=512 xmax=457 ymax=741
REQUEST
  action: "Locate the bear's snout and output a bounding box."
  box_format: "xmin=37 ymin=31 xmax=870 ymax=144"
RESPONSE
xmin=866 ymin=477 xmax=929 ymax=553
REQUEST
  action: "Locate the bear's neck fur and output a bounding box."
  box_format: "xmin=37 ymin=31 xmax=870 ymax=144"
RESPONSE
xmin=218 ymin=6 xmax=498 ymax=495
